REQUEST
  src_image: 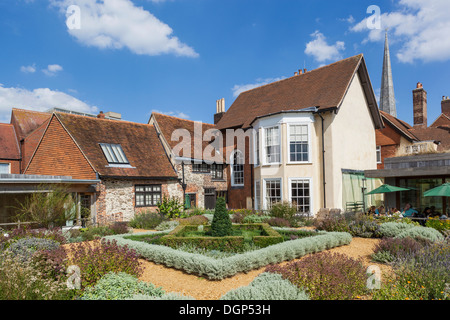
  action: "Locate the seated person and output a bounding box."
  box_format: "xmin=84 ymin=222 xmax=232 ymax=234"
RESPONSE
xmin=367 ymin=206 xmax=376 ymax=215
xmin=401 ymin=203 xmax=418 ymax=217
xmin=375 ymin=206 xmax=385 ymax=216
xmin=429 ymin=206 xmax=441 ymax=218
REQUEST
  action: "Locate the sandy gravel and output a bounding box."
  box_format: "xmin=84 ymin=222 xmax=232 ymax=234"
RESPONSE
xmin=136 ymin=232 xmax=392 ymax=300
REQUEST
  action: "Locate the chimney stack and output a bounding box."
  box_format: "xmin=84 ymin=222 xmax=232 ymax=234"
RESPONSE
xmin=97 ymin=111 xmax=106 ymax=119
xmin=413 ymin=82 xmax=427 ymax=128
xmin=214 ymin=98 xmax=226 ymax=125
xmin=442 ymin=96 xmax=450 ymax=117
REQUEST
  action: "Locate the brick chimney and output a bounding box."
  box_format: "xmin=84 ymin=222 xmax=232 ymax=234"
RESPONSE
xmin=214 ymin=98 xmax=225 ymax=125
xmin=413 ymin=82 xmax=427 ymax=128
xmin=97 ymin=111 xmax=106 ymax=119
xmin=442 ymin=96 xmax=450 ymax=117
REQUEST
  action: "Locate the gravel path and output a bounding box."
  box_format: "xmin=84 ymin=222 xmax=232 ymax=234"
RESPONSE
xmin=137 ymin=236 xmax=392 ymax=300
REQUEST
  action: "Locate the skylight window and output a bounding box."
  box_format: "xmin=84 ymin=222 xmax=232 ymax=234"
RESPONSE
xmin=99 ymin=143 xmax=129 ymax=164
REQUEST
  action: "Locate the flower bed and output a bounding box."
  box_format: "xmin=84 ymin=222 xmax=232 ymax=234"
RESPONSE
xmin=104 ymin=230 xmax=352 ymax=280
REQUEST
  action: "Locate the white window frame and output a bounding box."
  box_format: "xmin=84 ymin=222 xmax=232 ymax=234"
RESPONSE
xmin=263 ymin=178 xmax=282 ymax=210
xmin=287 ymin=123 xmax=312 ymax=164
xmin=0 ymin=163 xmax=11 ymax=174
xmin=262 ymin=125 xmax=281 ymax=165
xmin=288 ymin=177 xmax=313 ymax=215
xmin=253 ymin=129 xmax=260 ymax=167
xmin=376 ymin=146 xmax=382 ymax=164
xmin=230 ymin=150 xmax=244 ymax=187
xmin=254 ymin=180 xmax=261 ymax=211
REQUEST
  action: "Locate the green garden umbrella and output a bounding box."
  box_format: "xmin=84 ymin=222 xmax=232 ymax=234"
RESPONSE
xmin=424 ymin=183 xmax=450 ymax=197
xmin=365 ymin=184 xmax=410 ymax=213
xmin=365 ymin=184 xmax=410 ymax=195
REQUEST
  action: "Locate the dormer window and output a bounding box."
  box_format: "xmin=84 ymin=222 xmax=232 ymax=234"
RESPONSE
xmin=99 ymin=143 xmax=129 ymax=164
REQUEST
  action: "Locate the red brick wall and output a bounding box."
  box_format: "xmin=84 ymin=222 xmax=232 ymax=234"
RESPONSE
xmin=376 ymin=125 xmax=402 ymax=169
xmin=25 ymin=116 xmax=97 ymax=180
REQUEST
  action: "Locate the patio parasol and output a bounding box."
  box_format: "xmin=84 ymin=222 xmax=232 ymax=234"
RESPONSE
xmin=423 ymin=183 xmax=450 ymax=197
xmin=365 ymin=184 xmax=410 ymax=213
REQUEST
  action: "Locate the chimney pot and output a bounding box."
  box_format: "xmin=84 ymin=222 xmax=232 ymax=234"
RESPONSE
xmin=303 ymin=68 xmax=307 ymax=73
xmin=417 ymin=82 xmax=423 ymax=89
xmin=97 ymin=111 xmax=105 ymax=119
xmin=294 ymin=72 xmax=298 ymax=76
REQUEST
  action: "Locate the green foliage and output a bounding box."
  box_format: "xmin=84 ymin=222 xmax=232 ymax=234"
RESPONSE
xmin=211 ymin=197 xmax=232 ymax=237
xmin=157 ymin=197 xmax=184 ymax=219
xmin=220 ymin=272 xmax=309 ymax=300
xmin=13 ymin=184 xmax=76 ymax=229
xmin=0 ymin=251 xmax=74 ymax=300
xmin=67 ymin=239 xmax=143 ymax=288
xmin=269 ymin=201 xmax=298 ymax=225
xmin=425 ymin=218 xmax=450 ymax=234
xmin=242 ymin=215 xmax=271 ymax=224
xmin=266 ymin=252 xmax=368 ymax=300
xmin=81 ymin=272 xmax=165 ymax=300
xmin=106 ymin=231 xmax=352 ymax=280
xmin=129 ymin=211 xmax=167 ymax=230
xmin=155 ymin=220 xmax=179 ymax=231
xmin=7 ymin=237 xmax=60 ymax=262
xmin=395 ymin=226 xmax=444 ymax=242
xmin=378 ymin=222 xmax=416 ymax=238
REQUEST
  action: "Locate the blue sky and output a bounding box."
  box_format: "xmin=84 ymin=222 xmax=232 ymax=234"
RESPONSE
xmin=1 ymin=0 xmax=450 ymax=126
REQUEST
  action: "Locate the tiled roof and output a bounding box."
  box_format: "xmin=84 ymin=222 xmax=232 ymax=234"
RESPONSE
xmin=56 ymin=113 xmax=178 ymax=179
xmin=379 ymin=110 xmax=418 ymax=141
xmin=216 ymin=54 xmax=381 ymax=129
xmin=151 ymin=112 xmax=222 ymax=162
xmin=430 ymin=113 xmax=450 ymax=128
xmin=408 ymin=125 xmax=450 ymax=152
xmin=0 ymin=123 xmax=20 ymax=159
xmin=10 ymin=108 xmax=51 ymax=141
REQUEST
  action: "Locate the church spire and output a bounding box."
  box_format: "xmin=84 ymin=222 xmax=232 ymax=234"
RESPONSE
xmin=379 ymin=30 xmax=397 ymax=117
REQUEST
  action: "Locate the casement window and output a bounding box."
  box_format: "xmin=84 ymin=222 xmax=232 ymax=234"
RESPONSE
xmin=289 ymin=124 xmax=309 ymax=163
xmin=264 ymin=126 xmax=280 ymax=163
xmin=211 ymin=164 xmax=224 ymax=180
xmin=265 ymin=179 xmax=281 ymax=209
xmin=100 ymin=143 xmax=129 ymax=164
xmin=231 ymin=150 xmax=244 ymax=186
xmin=135 ymin=185 xmax=161 ymax=207
xmin=192 ymin=163 xmax=210 ymax=173
xmin=376 ymin=146 xmax=382 ymax=164
xmin=0 ymin=163 xmax=10 ymax=174
xmin=290 ymin=179 xmax=311 ymax=214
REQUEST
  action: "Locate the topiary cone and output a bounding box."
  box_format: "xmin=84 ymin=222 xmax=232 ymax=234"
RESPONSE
xmin=211 ymin=197 xmax=232 ymax=237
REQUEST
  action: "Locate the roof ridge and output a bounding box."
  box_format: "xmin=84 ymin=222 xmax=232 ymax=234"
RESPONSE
xmin=152 ymin=112 xmax=215 ymax=126
xmin=12 ymin=108 xmax=50 ymax=115
xmin=55 ymin=111 xmax=152 ymax=127
xmin=237 ymin=54 xmax=363 ymax=97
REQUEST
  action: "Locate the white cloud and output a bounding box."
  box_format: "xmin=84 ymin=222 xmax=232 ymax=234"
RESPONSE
xmin=232 ymin=77 xmax=286 ymax=97
xmin=151 ymin=109 xmax=190 ymax=119
xmin=42 ymin=64 xmax=64 ymax=76
xmin=50 ymin=0 xmax=198 ymax=58
xmin=0 ymin=84 xmax=98 ymax=123
xmin=304 ymin=31 xmax=345 ymax=63
xmin=20 ymin=64 xmax=37 ymax=73
xmin=350 ymin=0 xmax=450 ymax=63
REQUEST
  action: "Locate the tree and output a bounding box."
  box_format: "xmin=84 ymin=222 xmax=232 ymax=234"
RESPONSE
xmin=211 ymin=197 xmax=232 ymax=237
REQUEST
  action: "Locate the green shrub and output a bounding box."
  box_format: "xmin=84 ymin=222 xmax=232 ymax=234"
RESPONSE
xmin=379 ymin=222 xmax=416 ymax=238
xmin=425 ymin=218 xmax=450 ymax=234
xmin=178 ymin=215 xmax=209 ymax=226
xmin=348 ymin=219 xmax=381 ymax=238
xmin=220 ymin=272 xmax=309 ymax=300
xmin=157 ymin=197 xmax=184 ymax=219
xmin=395 ymin=226 xmax=444 ymax=242
xmin=243 ymin=215 xmax=271 ymax=224
xmin=8 ymin=237 xmax=60 ymax=262
xmin=155 ymin=220 xmax=179 ymax=231
xmin=211 ymin=197 xmax=232 ymax=237
xmin=129 ymin=211 xmax=167 ymax=230
xmin=269 ymin=201 xmax=297 ymax=224
xmin=314 ymin=215 xmax=350 ymax=233
xmin=81 ymin=272 xmax=165 ymax=300
xmin=67 ymin=239 xmax=143 ymax=288
xmin=79 ymin=226 xmax=115 ymax=241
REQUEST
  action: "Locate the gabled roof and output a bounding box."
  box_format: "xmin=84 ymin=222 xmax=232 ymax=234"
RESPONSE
xmin=10 ymin=108 xmax=51 ymax=141
xmin=408 ymin=126 xmax=450 ymax=152
xmin=216 ymin=54 xmax=383 ymax=130
xmin=150 ymin=112 xmax=222 ymax=162
xmin=0 ymin=123 xmax=20 ymax=160
xmin=55 ymin=113 xmax=178 ymax=179
xmin=430 ymin=113 xmax=450 ymax=128
xmin=379 ymin=110 xmax=419 ymax=142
